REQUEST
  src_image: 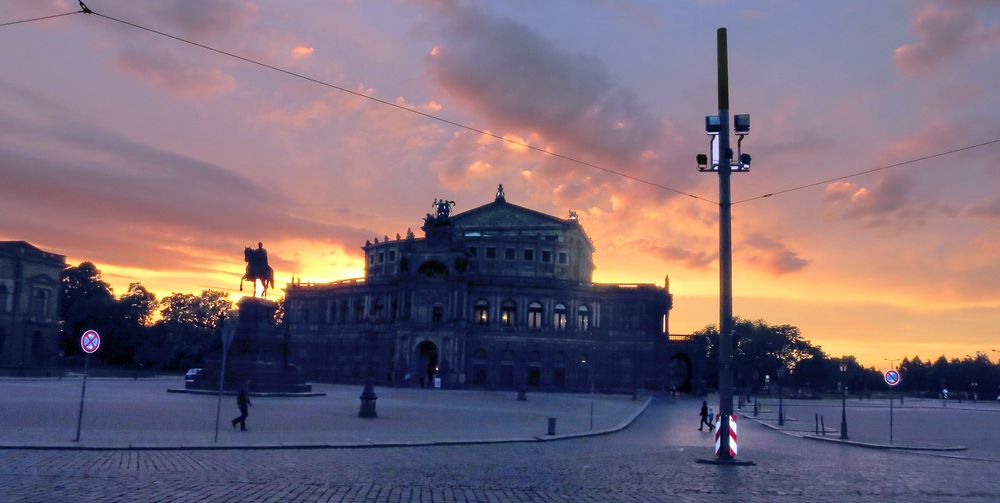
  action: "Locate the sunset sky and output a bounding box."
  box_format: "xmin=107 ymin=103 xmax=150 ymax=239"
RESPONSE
xmin=2 ymin=1 xmax=998 ymax=367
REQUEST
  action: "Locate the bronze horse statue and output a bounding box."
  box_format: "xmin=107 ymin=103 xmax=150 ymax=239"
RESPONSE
xmin=240 ymin=243 xmax=274 ymax=297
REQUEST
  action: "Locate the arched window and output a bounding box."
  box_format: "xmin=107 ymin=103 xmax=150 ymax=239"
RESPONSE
xmin=527 ymin=301 xmax=543 ymax=329
xmin=31 ymin=289 xmax=48 ymax=318
xmin=578 ymin=305 xmax=590 ymax=331
xmin=0 ymin=284 xmax=8 ymax=312
xmin=553 ymin=303 xmax=567 ymax=330
xmin=474 ymin=299 xmax=489 ymax=326
xmin=500 ymin=300 xmax=516 ymax=326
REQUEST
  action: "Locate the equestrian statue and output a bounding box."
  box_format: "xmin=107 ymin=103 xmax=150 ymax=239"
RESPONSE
xmin=240 ymin=241 xmax=274 ymax=297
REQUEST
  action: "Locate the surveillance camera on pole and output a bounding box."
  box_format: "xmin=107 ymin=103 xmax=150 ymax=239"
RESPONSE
xmin=697 ymin=113 xmax=751 ymax=173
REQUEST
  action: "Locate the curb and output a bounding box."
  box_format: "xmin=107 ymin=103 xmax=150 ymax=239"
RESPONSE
xmin=166 ymin=388 xmax=327 ymax=398
xmin=0 ymin=396 xmax=653 ymax=452
xmin=739 ymin=413 xmax=967 ymax=452
xmin=801 ymin=434 xmax=966 ymax=452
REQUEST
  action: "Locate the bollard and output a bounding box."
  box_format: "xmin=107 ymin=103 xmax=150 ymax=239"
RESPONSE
xmin=753 ymin=396 xmax=759 ymax=417
xmin=815 ymin=413 xmax=819 ymax=435
xmin=547 ymin=417 xmax=557 ymax=435
xmin=820 ymin=415 xmax=826 ymax=436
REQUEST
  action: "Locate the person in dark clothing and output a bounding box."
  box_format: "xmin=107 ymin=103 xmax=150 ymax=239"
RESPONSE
xmin=231 ymin=382 xmax=252 ymax=431
xmin=699 ymin=400 xmax=715 ymax=431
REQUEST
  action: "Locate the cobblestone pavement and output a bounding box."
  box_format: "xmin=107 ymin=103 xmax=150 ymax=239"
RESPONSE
xmin=2 ymin=398 xmax=998 ymax=502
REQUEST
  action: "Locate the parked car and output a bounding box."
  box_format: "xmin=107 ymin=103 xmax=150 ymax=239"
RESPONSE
xmin=184 ymin=368 xmax=203 ymax=383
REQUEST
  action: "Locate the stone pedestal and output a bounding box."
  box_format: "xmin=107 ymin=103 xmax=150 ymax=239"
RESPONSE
xmin=187 ymin=297 xmax=312 ymax=393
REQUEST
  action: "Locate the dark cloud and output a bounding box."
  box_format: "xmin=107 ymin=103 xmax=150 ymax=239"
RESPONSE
xmin=739 ymin=234 xmax=809 ymax=276
xmin=425 ymin=2 xmax=663 ymax=168
xmin=0 ymin=84 xmax=369 ymax=273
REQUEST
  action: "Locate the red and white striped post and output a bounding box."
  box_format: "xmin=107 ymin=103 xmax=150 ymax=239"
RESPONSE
xmin=714 ymin=414 xmax=738 ymax=458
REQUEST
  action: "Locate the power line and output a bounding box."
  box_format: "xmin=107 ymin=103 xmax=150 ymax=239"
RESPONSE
xmin=76 ymin=9 xmax=717 ymax=205
xmin=0 ymin=10 xmax=83 ymax=28
xmin=732 ymin=138 xmax=1000 ymax=205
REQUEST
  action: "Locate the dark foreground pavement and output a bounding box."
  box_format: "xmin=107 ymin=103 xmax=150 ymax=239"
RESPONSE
xmin=2 ymin=397 xmax=998 ymax=502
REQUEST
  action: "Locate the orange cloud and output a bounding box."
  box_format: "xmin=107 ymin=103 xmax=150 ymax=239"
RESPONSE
xmin=291 ymin=46 xmax=315 ymax=59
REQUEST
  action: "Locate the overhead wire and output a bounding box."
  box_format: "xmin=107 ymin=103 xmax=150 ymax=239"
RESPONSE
xmin=0 ymin=10 xmax=85 ymax=28
xmin=67 ymin=8 xmax=717 ymax=205
xmin=732 ymin=138 xmax=1000 ymax=205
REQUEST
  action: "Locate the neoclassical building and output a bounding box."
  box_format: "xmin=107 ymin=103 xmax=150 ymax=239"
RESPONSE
xmin=0 ymin=241 xmax=66 ymax=367
xmin=285 ymin=187 xmax=703 ymax=392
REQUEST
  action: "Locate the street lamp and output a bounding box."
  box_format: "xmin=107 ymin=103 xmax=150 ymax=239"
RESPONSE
xmin=581 ymin=357 xmax=595 ymax=430
xmin=358 ymin=324 xmax=378 ymax=418
xmin=776 ymin=366 xmax=786 ymax=427
xmin=839 ymin=360 xmax=849 ymax=440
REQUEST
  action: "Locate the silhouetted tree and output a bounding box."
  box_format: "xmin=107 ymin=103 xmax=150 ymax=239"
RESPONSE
xmin=119 ymin=282 xmax=157 ymax=327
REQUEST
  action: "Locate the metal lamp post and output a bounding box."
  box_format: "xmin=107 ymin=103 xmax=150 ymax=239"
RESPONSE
xmin=695 ymin=27 xmax=752 ymax=463
xmin=777 ymin=366 xmax=785 ymax=426
xmin=581 ymin=357 xmax=595 ymax=430
xmin=358 ymin=324 xmax=378 ymax=418
xmin=839 ymin=360 xmax=848 ymax=440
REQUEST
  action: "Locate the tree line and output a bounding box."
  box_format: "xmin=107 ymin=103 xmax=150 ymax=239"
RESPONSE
xmin=59 ymin=261 xmax=258 ymax=371
xmin=694 ymin=318 xmax=999 ymax=397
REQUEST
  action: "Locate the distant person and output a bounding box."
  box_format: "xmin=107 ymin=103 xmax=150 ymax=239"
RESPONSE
xmin=699 ymin=400 xmax=714 ymax=431
xmin=231 ymin=381 xmax=252 ymax=431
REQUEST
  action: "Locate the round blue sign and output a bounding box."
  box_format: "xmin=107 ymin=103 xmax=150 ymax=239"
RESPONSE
xmin=884 ymin=369 xmax=900 ymax=386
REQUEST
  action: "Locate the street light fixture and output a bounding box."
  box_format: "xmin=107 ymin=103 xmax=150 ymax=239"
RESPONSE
xmin=776 ymin=366 xmax=786 ymax=427
xmin=839 ymin=359 xmax=849 ymax=440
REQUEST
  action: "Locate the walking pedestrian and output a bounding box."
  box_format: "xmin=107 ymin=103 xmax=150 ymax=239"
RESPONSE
xmin=231 ymin=381 xmax=252 ymax=431
xmin=699 ymin=400 xmax=714 ymax=431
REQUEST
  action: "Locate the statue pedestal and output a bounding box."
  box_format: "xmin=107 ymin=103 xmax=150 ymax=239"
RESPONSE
xmin=187 ymin=297 xmax=312 ymax=394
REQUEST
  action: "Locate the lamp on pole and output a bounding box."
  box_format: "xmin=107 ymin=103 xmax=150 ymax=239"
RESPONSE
xmin=776 ymin=366 xmax=786 ymax=427
xmin=839 ymin=359 xmax=849 ymax=440
xmin=971 ymin=381 xmax=978 ymax=403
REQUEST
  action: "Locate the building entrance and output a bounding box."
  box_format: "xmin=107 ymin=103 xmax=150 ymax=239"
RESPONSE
xmin=415 ymin=341 xmax=438 ymax=388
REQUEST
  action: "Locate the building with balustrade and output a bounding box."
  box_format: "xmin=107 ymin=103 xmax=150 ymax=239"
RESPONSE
xmin=285 ymin=186 xmax=703 ymax=392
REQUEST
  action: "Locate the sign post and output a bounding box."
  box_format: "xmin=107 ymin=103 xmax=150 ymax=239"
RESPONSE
xmin=214 ymin=317 xmax=236 ymax=443
xmin=75 ymin=330 xmax=101 ymax=442
xmin=884 ymin=369 xmax=901 ymax=445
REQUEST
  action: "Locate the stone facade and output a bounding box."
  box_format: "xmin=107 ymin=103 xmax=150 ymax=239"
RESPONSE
xmin=0 ymin=241 xmax=66 ymax=366
xmin=286 ymin=188 xmax=704 ymax=392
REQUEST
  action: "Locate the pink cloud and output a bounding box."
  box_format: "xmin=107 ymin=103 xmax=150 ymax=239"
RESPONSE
xmin=739 ymin=234 xmax=809 ymax=276
xmin=116 ymin=47 xmax=236 ymax=98
xmin=894 ymin=4 xmax=998 ymax=74
xmin=633 ymin=238 xmax=716 ymax=270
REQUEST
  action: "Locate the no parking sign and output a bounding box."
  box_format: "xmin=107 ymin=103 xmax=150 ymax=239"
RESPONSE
xmin=884 ymin=369 xmax=900 ymax=386
xmin=80 ymin=330 xmax=101 ymax=354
